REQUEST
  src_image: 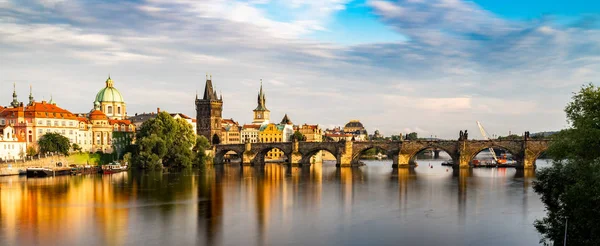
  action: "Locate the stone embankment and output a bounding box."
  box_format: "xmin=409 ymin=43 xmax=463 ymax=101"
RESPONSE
xmin=0 ymin=155 xmax=68 ymax=176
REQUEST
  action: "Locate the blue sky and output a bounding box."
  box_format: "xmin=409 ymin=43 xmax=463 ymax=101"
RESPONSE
xmin=1 ymin=0 xmax=599 ymax=138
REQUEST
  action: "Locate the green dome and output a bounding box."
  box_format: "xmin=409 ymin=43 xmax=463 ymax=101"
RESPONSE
xmin=95 ymin=77 xmax=124 ymax=103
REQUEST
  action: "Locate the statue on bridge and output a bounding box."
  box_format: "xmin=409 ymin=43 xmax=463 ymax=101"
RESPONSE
xmin=459 ymin=130 xmax=463 ymax=140
xmin=459 ymin=130 xmax=468 ymax=141
xmin=524 ymin=131 xmax=530 ymax=140
xmin=464 ymin=130 xmax=468 ymax=140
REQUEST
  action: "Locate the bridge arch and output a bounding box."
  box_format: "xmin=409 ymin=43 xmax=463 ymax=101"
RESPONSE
xmin=407 ymin=145 xmax=457 ymax=164
xmin=351 ymin=145 xmax=399 ymax=165
xmin=214 ymin=147 xmax=244 ymax=164
xmin=300 ymin=147 xmax=338 ymax=165
xmin=467 ymin=144 xmax=522 ymax=165
xmin=252 ymin=146 xmax=291 ymax=165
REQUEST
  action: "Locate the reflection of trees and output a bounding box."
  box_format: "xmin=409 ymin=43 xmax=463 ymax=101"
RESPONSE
xmin=196 ymin=166 xmax=223 ymax=246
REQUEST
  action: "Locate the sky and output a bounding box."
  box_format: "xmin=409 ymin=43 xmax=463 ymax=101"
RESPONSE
xmin=1 ymin=0 xmax=599 ymax=139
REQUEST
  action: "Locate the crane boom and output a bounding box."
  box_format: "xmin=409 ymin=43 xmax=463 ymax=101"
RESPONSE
xmin=476 ymin=121 xmax=499 ymax=162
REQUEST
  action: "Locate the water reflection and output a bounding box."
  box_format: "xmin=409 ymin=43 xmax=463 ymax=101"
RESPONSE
xmin=0 ymin=160 xmax=550 ymax=246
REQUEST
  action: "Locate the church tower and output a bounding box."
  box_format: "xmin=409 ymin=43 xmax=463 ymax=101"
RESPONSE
xmin=252 ymin=80 xmax=270 ymax=125
xmin=196 ymin=75 xmax=223 ymax=144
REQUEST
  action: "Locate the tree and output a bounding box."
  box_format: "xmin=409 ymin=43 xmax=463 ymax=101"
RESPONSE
xmin=533 ymin=84 xmax=600 ymax=245
xmin=406 ymin=132 xmax=418 ymax=140
xmin=192 ymin=135 xmax=211 ymax=167
xmin=291 ymin=130 xmax=306 ymax=141
xmin=26 ymin=145 xmax=37 ymax=157
xmin=132 ymin=111 xmax=196 ymax=169
xmin=38 ymin=132 xmax=70 ymax=156
xmin=71 ymin=143 xmax=82 ymax=153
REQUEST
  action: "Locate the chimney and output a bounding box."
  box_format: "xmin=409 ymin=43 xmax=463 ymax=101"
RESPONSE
xmin=157 ymin=107 xmax=160 ymax=114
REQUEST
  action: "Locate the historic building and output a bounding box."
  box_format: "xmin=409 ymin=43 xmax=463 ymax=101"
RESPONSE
xmin=252 ymin=80 xmax=270 ymax=125
xmin=324 ymin=126 xmax=353 ymax=141
xmin=94 ymin=76 xmax=127 ymax=120
xmin=258 ymin=123 xmax=285 ymax=159
xmin=344 ymin=120 xmax=368 ymax=141
xmin=0 ymin=125 xmax=27 ymax=160
xmin=299 ymin=124 xmax=323 ymax=142
xmin=0 ymin=79 xmax=135 ymax=155
xmin=241 ymin=124 xmax=260 ymax=143
xmin=221 ymin=118 xmax=241 ymax=144
xmin=196 ymin=75 xmax=223 ymax=144
xmin=279 ymin=114 xmax=294 ymax=142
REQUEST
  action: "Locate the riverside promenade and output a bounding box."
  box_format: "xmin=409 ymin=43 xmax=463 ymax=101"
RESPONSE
xmin=0 ymin=155 xmax=68 ymax=176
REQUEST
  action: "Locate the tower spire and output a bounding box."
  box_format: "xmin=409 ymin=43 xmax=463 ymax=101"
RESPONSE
xmin=11 ymin=82 xmax=19 ymax=107
xmin=28 ymin=84 xmax=34 ymax=106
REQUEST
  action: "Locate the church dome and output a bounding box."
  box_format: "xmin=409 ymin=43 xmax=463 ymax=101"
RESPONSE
xmin=95 ymin=76 xmax=124 ymax=103
xmin=344 ymin=120 xmax=364 ymax=129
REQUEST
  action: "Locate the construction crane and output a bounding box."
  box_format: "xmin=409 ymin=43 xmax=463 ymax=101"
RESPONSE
xmin=476 ymin=121 xmax=499 ymax=163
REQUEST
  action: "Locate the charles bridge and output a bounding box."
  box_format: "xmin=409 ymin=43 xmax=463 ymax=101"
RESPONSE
xmin=213 ymin=134 xmax=550 ymax=169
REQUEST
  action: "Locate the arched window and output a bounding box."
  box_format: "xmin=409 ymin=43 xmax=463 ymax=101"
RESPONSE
xmin=117 ymin=106 xmax=121 ymax=114
xmin=107 ymin=106 xmax=113 ymax=114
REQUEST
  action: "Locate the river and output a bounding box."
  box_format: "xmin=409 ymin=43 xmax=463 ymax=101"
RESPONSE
xmin=0 ymin=160 xmax=549 ymax=246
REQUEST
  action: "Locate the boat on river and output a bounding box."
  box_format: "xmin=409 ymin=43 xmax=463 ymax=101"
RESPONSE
xmin=27 ymin=167 xmax=72 ymax=177
xmin=102 ymin=163 xmax=128 ymax=174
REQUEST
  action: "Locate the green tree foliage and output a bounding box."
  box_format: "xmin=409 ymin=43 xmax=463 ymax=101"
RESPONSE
xmin=132 ymin=112 xmax=196 ymax=169
xmin=192 ymin=135 xmax=211 ymax=167
xmin=533 ymin=84 xmax=600 ymax=245
xmin=112 ymin=132 xmax=134 ymax=159
xmin=37 ymin=132 xmax=70 ymax=156
xmin=26 ymin=145 xmax=37 ymax=157
xmin=71 ymin=143 xmax=82 ymax=153
xmin=291 ymin=130 xmax=306 ymax=141
xmin=406 ymin=132 xmax=418 ymax=140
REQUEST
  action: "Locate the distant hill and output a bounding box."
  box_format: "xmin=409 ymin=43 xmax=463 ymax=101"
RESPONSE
xmin=531 ymin=131 xmax=558 ymax=137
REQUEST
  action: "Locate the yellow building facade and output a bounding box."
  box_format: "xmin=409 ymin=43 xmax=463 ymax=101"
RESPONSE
xmin=259 ymin=123 xmax=285 ymax=159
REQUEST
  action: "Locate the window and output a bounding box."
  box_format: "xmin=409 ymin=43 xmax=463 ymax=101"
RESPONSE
xmin=1 ymin=120 xmax=5 ymax=125
xmin=118 ymin=107 xmax=121 ymax=114
xmin=54 ymin=121 xmax=58 ymax=126
xmin=61 ymin=121 xmax=66 ymax=126
xmin=47 ymin=120 xmax=51 ymax=125
xmin=38 ymin=129 xmax=43 ymax=134
xmin=46 ymin=129 xmax=50 ymax=132
xmin=37 ymin=120 xmax=42 ymax=125
xmin=69 ymin=122 xmax=73 ymax=126
xmin=69 ymin=130 xmax=73 ymax=135
xmin=107 ymin=106 xmax=113 ymax=114
xmin=62 ymin=130 xmax=66 ymax=134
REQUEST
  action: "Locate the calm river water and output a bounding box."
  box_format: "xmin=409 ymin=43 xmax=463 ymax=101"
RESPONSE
xmin=0 ymin=160 xmax=549 ymax=246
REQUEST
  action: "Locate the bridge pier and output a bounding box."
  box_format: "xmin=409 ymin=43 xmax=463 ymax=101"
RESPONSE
xmin=336 ymin=141 xmax=354 ymax=167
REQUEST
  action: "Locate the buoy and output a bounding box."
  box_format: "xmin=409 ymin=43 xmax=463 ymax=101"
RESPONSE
xmin=430 ymin=166 xmax=433 ymax=169
xmin=446 ymin=169 xmax=448 ymax=172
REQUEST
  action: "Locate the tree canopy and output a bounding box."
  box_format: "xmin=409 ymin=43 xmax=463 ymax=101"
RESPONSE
xmin=132 ymin=111 xmax=196 ymax=169
xmin=533 ymin=84 xmax=600 ymax=245
xmin=291 ymin=130 xmax=306 ymax=141
xmin=38 ymin=132 xmax=70 ymax=156
xmin=406 ymin=132 xmax=418 ymax=140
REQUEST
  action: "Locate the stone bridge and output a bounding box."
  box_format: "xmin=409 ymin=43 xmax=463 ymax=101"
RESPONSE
xmin=214 ymin=138 xmax=550 ymax=169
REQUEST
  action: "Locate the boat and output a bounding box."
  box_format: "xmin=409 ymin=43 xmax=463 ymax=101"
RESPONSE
xmin=102 ymin=163 xmax=128 ymax=174
xmin=441 ymin=160 xmax=454 ymax=166
xmin=27 ymin=167 xmax=72 ymax=177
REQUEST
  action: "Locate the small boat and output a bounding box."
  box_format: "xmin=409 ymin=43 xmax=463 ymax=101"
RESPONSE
xmin=27 ymin=167 xmax=72 ymax=177
xmin=102 ymin=163 xmax=128 ymax=174
xmin=441 ymin=160 xmax=454 ymax=166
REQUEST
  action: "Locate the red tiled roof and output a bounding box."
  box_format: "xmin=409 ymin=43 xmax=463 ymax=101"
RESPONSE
xmin=0 ymin=101 xmax=77 ymax=119
xmin=243 ymin=124 xmax=260 ymax=129
xmin=222 ymin=118 xmax=238 ymax=125
xmin=109 ymin=119 xmax=132 ymax=125
xmin=89 ymin=110 xmax=108 ymax=120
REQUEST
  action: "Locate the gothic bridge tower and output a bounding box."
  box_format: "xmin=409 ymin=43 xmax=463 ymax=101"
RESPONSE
xmin=196 ymin=75 xmax=223 ymax=145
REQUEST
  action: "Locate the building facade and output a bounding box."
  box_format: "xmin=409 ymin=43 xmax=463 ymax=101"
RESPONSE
xmin=258 ymin=123 xmax=285 ymax=159
xmin=0 ymin=79 xmax=135 ymax=155
xmin=196 ymin=76 xmax=223 ymax=144
xmin=221 ymin=118 xmax=241 ymax=144
xmin=299 ymin=124 xmax=323 ymax=142
xmin=241 ymin=124 xmax=260 ymax=143
xmin=0 ymin=125 xmax=27 ymax=160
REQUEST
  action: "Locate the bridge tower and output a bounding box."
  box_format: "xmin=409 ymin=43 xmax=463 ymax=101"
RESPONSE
xmin=196 ymin=75 xmax=223 ymax=145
